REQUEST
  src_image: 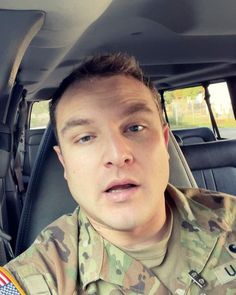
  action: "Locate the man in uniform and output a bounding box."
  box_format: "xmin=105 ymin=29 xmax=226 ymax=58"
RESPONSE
xmin=1 ymin=53 xmax=236 ymax=294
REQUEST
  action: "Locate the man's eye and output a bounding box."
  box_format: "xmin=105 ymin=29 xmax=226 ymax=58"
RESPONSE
xmin=77 ymin=135 xmax=94 ymax=144
xmin=127 ymin=125 xmax=144 ymax=133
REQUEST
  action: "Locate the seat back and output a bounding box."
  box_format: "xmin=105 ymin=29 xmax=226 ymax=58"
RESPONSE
xmin=15 ymin=125 xmax=77 ymax=256
xmin=168 ymin=132 xmax=197 ymax=187
xmin=181 ymin=139 xmax=236 ymax=195
xmin=173 ymin=127 xmax=216 ymax=145
xmin=15 ymin=125 xmax=197 ymax=256
xmin=23 ymin=128 xmax=45 ymax=185
xmin=0 ymin=124 xmax=12 ymax=264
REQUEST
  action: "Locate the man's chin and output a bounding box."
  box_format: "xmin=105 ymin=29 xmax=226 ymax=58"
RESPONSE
xmin=100 ymin=215 xmax=140 ymax=232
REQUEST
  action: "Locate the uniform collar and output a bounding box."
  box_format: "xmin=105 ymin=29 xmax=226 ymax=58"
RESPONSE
xmin=100 ymin=241 xmax=162 ymax=293
xmin=77 ymin=210 xmax=163 ymax=293
xmin=78 ymin=210 xmax=104 ymax=289
xmin=166 ymin=184 xmax=235 ymax=234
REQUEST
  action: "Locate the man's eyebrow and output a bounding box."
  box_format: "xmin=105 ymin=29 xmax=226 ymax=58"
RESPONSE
xmin=60 ymin=103 xmax=152 ymax=135
xmin=122 ymin=102 xmax=153 ymax=117
xmin=60 ymin=118 xmax=94 ymax=135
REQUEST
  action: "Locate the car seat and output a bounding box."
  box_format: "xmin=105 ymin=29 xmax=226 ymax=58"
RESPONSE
xmin=172 ymin=127 xmax=216 ymax=145
xmin=181 ymin=139 xmax=236 ymax=195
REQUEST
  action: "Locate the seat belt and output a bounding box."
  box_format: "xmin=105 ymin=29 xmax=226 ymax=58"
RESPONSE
xmin=159 ymin=90 xmax=169 ymax=125
xmin=0 ymin=227 xmax=14 ymax=263
xmin=203 ymin=83 xmax=222 ymax=139
xmin=0 ymin=125 xmax=14 ymax=264
xmin=0 ymin=179 xmax=14 ymax=264
xmin=13 ymin=97 xmax=28 ymax=194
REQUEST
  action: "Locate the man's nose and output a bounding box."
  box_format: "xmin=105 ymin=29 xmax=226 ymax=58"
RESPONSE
xmin=104 ymin=133 xmax=134 ymax=168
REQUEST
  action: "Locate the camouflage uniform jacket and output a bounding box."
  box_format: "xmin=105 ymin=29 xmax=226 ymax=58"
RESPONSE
xmin=4 ymin=184 xmax=236 ymax=294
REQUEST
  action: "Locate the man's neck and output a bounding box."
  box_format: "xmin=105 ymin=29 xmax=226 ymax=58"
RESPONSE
xmin=87 ymin=203 xmax=170 ymax=251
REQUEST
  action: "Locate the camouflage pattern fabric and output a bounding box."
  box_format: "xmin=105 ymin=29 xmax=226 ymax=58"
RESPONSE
xmin=4 ymin=184 xmax=236 ymax=294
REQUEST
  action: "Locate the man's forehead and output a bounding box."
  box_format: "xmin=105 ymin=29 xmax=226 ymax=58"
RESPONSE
xmin=61 ymin=74 xmax=151 ymax=100
xmin=59 ymin=101 xmax=154 ymax=136
xmin=56 ymin=74 xmax=157 ymax=129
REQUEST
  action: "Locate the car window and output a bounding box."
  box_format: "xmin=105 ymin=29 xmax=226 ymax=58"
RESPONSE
xmin=165 ymin=85 xmax=211 ymax=129
xmin=165 ymin=82 xmax=236 ymax=139
xmin=30 ymin=101 xmax=50 ymax=129
xmin=208 ymin=82 xmax=236 ymax=139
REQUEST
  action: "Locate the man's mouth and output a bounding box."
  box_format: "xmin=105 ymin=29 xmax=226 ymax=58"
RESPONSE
xmin=103 ymin=180 xmax=140 ymax=202
xmin=105 ymin=183 xmax=137 ymax=193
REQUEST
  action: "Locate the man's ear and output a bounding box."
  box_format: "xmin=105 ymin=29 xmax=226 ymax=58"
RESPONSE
xmin=162 ymin=123 xmax=169 ymax=146
xmin=53 ymin=146 xmax=68 ymax=179
xmin=53 ymin=146 xmax=67 ymax=180
xmin=53 ymin=145 xmax=65 ymax=167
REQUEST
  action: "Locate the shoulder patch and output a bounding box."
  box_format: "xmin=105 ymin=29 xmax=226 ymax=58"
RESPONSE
xmin=0 ymin=267 xmax=26 ymax=294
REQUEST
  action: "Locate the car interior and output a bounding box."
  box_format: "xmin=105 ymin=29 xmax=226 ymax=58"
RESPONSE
xmin=0 ymin=0 xmax=236 ymax=265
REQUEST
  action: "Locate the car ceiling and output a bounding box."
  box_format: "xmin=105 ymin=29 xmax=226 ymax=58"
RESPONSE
xmin=1 ymin=0 xmax=236 ymax=104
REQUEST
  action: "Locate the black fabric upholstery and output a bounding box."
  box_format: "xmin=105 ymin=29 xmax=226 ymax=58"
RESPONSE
xmin=173 ymin=134 xmax=183 ymax=146
xmin=15 ymin=125 xmax=77 ymax=256
xmin=23 ymin=128 xmax=45 ymax=181
xmin=0 ymin=124 xmax=11 ymax=265
xmin=181 ymin=140 xmax=236 ymax=195
xmin=173 ymin=127 xmax=216 ymax=145
xmin=0 ymin=124 xmax=11 ymax=178
xmin=15 ymin=125 xmax=197 ymax=255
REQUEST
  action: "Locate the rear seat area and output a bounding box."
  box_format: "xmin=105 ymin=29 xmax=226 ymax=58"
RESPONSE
xmin=172 ymin=127 xmax=216 ymax=145
xmin=171 ymin=127 xmax=236 ymax=196
xmin=181 ymin=139 xmax=236 ymax=195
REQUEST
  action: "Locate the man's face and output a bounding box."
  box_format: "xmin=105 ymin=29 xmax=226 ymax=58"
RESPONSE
xmin=54 ymin=75 xmax=169 ymax=232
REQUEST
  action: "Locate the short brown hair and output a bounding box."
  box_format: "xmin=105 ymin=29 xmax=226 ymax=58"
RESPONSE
xmin=49 ymin=52 xmax=164 ymax=141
